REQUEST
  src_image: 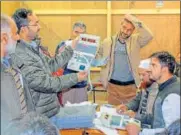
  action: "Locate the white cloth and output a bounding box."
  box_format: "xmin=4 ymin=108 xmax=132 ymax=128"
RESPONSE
xmin=139 ymin=59 xmax=151 ymax=70
xmin=139 ymin=94 xmax=180 ymax=135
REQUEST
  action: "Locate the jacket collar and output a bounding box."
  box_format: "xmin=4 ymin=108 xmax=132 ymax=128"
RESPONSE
xmin=159 ymin=75 xmax=177 ymax=91
xmin=19 ymin=40 xmax=40 ymax=54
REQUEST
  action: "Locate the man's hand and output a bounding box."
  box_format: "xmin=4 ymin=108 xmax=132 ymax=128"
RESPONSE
xmin=124 ymin=14 xmax=139 ymax=23
xmin=126 ymin=123 xmax=141 ymax=135
xmin=71 ymin=36 xmax=79 ymax=49
xmin=124 ymin=14 xmax=142 ymax=29
xmin=77 ymin=71 xmax=88 ymax=82
xmin=123 ymin=110 xmax=136 ymax=118
xmin=116 ymin=104 xmax=128 ymax=114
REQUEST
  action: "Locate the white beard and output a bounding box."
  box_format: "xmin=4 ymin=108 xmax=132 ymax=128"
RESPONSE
xmin=5 ymin=36 xmax=17 ymax=55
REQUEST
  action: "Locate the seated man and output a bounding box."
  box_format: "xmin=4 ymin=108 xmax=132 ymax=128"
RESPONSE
xmin=116 ymin=59 xmax=158 ymax=128
xmin=126 ymin=51 xmax=180 ymax=135
xmin=1 ymin=14 xmax=34 ymax=134
xmin=4 ymin=112 xmax=59 ymax=135
xmin=55 ymin=21 xmax=88 ymax=104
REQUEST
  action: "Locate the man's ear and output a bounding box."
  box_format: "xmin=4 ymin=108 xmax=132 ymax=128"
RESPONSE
xmin=162 ymin=66 xmax=169 ymax=73
xmin=1 ymin=33 xmax=8 ymax=45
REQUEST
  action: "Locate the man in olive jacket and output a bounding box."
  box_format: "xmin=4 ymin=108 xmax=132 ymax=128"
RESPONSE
xmin=12 ymin=8 xmax=87 ymax=118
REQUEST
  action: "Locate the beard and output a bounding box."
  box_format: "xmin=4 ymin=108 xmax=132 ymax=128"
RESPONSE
xmin=139 ymin=79 xmax=155 ymax=89
xmin=5 ymin=36 xmax=17 ymax=55
xmin=120 ymin=32 xmax=130 ymax=40
xmin=28 ymin=28 xmax=39 ymax=41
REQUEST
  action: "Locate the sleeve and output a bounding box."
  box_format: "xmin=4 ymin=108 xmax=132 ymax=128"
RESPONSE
xmin=46 ymin=46 xmax=74 ymax=72
xmin=129 ymin=15 xmax=153 ymax=48
xmin=96 ymin=37 xmax=112 ymax=59
xmin=162 ymin=94 xmax=180 ymax=128
xmin=14 ymin=47 xmax=79 ymax=93
xmin=126 ymin=91 xmax=142 ymax=111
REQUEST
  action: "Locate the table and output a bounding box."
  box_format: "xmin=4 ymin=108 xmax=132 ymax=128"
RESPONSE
xmin=60 ymin=129 xmax=128 ymax=135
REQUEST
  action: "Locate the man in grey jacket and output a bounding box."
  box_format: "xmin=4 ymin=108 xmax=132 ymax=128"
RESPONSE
xmin=116 ymin=59 xmax=158 ymax=128
xmin=12 ymin=8 xmax=88 ymax=118
xmin=126 ymin=52 xmax=180 ymax=135
xmin=1 ymin=14 xmax=35 ymax=134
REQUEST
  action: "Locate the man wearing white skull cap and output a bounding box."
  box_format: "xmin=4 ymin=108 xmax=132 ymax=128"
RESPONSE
xmin=116 ymin=58 xmax=158 ymax=128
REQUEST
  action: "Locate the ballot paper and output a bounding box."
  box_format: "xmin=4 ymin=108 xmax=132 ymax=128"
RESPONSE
xmin=51 ymin=102 xmax=97 ymax=129
xmin=91 ymin=57 xmax=109 ymax=67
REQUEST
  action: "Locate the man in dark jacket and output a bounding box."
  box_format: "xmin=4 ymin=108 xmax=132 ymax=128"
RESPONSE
xmin=1 ymin=14 xmax=35 ymax=134
xmin=12 ymin=8 xmax=88 ymax=118
xmin=55 ymin=21 xmax=88 ymax=104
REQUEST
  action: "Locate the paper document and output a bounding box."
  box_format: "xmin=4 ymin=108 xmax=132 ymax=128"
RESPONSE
xmin=91 ymin=57 xmax=109 ymax=67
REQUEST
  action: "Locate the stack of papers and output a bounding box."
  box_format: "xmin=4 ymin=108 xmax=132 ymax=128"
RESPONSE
xmin=51 ymin=102 xmax=97 ymax=129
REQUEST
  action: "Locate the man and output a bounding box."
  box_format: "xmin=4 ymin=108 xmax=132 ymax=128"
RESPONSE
xmin=55 ymin=21 xmax=88 ymax=104
xmin=4 ymin=112 xmax=59 ymax=135
xmin=55 ymin=21 xmax=86 ymax=54
xmin=98 ymin=14 xmax=153 ymax=105
xmin=116 ymin=59 xmax=158 ymax=128
xmin=126 ymin=51 xmax=180 ymax=135
xmin=1 ymin=14 xmax=34 ymax=134
xmin=12 ymin=8 xmax=88 ymax=118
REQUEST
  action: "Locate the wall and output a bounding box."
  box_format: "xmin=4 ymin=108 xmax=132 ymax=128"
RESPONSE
xmin=1 ymin=1 xmax=20 ymax=16
xmin=1 ymin=1 xmax=180 ymax=58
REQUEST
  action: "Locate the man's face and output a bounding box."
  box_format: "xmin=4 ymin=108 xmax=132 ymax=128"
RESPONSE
xmin=120 ymin=20 xmax=135 ymax=40
xmin=139 ymin=68 xmax=153 ymax=88
xmin=27 ymin=13 xmax=41 ymax=40
xmin=150 ymin=57 xmax=164 ymax=81
xmin=72 ymin=26 xmax=85 ymax=38
xmin=1 ymin=19 xmax=19 ymax=57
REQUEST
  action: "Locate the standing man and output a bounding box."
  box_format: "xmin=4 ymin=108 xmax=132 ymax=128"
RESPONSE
xmin=1 ymin=14 xmax=34 ymax=134
xmin=55 ymin=21 xmax=88 ymax=104
xmin=12 ymin=8 xmax=88 ymax=118
xmin=126 ymin=51 xmax=180 ymax=135
xmin=98 ymin=14 xmax=153 ymax=105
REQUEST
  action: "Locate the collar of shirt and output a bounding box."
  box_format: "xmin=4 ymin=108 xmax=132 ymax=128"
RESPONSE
xmin=29 ymin=41 xmax=38 ymax=49
xmin=159 ymin=75 xmax=177 ymax=91
xmin=118 ymin=38 xmax=126 ymax=44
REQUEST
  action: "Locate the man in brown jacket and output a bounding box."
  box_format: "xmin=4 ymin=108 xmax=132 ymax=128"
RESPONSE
xmin=98 ymin=14 xmax=153 ymax=105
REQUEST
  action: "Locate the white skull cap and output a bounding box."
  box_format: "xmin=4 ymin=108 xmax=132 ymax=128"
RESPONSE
xmin=138 ymin=59 xmax=151 ymax=70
